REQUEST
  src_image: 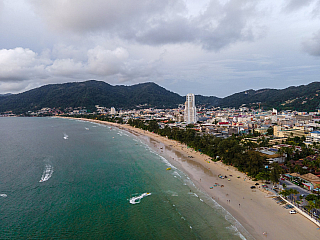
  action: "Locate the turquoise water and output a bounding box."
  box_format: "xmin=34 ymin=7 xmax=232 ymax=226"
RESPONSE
xmin=0 ymin=117 xmax=250 ymax=239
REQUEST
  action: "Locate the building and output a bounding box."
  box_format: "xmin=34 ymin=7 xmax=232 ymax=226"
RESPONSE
xmin=110 ymin=107 xmax=116 ymax=115
xmin=273 ymin=125 xmax=310 ymax=138
xmin=184 ymin=93 xmax=197 ymax=124
xmin=306 ymin=131 xmax=320 ymax=143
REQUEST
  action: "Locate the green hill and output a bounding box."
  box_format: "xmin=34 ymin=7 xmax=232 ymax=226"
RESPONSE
xmin=0 ymin=81 xmax=187 ymax=113
xmin=1 ymin=80 xmax=320 ymax=114
xmin=220 ymin=82 xmax=320 ymax=111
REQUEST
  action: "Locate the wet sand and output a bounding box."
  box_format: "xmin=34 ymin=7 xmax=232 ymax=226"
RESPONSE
xmin=68 ymin=118 xmax=320 ymax=240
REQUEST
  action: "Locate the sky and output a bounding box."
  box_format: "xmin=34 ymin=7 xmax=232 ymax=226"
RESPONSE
xmin=0 ymin=0 xmax=320 ymax=97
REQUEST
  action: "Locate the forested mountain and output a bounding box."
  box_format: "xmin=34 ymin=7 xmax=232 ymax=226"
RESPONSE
xmin=219 ymin=82 xmax=320 ymax=111
xmin=0 ymin=81 xmax=185 ymax=113
xmin=1 ymin=80 xmax=320 ymax=114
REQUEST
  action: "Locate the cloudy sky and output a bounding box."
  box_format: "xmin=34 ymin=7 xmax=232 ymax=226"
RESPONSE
xmin=0 ymin=0 xmax=320 ymax=97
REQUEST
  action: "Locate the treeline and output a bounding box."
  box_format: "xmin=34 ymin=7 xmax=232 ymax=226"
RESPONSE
xmin=127 ymin=119 xmax=282 ymax=181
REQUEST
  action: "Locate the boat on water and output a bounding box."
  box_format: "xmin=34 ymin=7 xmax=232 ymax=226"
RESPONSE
xmin=166 ymin=167 xmax=171 ymax=170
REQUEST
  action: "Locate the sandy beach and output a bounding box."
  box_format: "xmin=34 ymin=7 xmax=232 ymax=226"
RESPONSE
xmin=70 ymin=118 xmax=319 ymax=240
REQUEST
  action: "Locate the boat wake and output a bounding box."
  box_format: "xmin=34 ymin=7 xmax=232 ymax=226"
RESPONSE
xmin=39 ymin=163 xmax=54 ymax=183
xmin=0 ymin=194 xmax=7 ymax=197
xmin=63 ymin=133 xmax=68 ymax=139
xmin=129 ymin=192 xmax=151 ymax=204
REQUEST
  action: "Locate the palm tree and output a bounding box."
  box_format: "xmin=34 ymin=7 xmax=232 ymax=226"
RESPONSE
xmin=270 ymin=162 xmax=283 ymax=185
xmin=280 ymin=189 xmax=290 ymax=199
xmin=305 ymin=201 xmax=316 ymax=216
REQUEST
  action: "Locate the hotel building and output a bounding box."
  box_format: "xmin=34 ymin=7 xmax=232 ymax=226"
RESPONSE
xmin=184 ymin=93 xmax=197 ymax=124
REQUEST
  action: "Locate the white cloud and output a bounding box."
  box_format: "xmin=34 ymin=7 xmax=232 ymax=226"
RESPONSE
xmin=0 ymin=45 xmax=161 ymax=92
xmin=46 ymin=58 xmax=84 ymax=77
xmin=0 ymin=47 xmax=49 ymax=81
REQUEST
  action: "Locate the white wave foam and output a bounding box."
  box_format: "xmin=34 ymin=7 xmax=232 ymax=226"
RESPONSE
xmin=173 ymin=171 xmax=181 ymax=178
xmin=166 ymin=190 xmax=178 ymax=197
xmin=0 ymin=194 xmax=7 ymax=197
xmin=39 ymin=163 xmax=54 ymax=182
xmin=129 ymin=192 xmax=151 ymax=204
xmin=63 ymin=133 xmax=68 ymax=139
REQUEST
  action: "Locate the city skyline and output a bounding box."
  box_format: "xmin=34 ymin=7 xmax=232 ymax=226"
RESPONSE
xmin=1 ymin=0 xmax=320 ymax=97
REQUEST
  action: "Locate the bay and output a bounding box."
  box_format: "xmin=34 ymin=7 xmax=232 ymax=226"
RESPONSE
xmin=0 ymin=117 xmax=247 ymax=239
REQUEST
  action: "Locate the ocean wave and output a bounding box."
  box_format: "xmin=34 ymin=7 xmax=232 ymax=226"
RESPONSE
xmin=165 ymin=190 xmax=178 ymax=197
xmin=173 ymin=171 xmax=181 ymax=178
xmin=39 ymin=163 xmax=54 ymax=183
xmin=129 ymin=192 xmax=151 ymax=204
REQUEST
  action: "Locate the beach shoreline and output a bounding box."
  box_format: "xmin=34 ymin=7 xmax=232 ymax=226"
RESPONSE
xmin=64 ymin=117 xmax=320 ymax=240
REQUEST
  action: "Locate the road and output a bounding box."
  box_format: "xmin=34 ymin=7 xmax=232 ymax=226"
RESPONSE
xmin=279 ymin=179 xmax=320 ymax=218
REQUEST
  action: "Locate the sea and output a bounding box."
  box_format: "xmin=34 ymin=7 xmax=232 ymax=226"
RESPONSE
xmin=0 ymin=117 xmax=253 ymax=239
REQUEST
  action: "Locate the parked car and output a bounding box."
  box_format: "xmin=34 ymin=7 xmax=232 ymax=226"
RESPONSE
xmin=289 ymin=210 xmax=297 ymax=214
xmin=250 ymin=186 xmax=256 ymax=189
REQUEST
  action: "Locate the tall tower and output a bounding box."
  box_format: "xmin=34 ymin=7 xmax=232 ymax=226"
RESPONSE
xmin=184 ymin=93 xmax=197 ymax=124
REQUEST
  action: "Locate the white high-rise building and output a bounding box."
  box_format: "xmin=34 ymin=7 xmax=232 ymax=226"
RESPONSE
xmin=110 ymin=107 xmax=116 ymax=115
xmin=184 ymin=93 xmax=197 ymax=124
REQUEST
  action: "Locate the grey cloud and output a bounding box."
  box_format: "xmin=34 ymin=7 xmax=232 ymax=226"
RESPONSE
xmin=303 ymin=30 xmax=320 ymax=56
xmin=29 ymin=0 xmax=185 ymax=33
xmin=283 ymin=0 xmax=313 ymax=12
xmin=29 ymin=0 xmax=263 ymax=51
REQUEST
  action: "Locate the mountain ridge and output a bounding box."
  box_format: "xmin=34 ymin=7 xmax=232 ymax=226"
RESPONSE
xmin=1 ymin=80 xmax=320 ymax=114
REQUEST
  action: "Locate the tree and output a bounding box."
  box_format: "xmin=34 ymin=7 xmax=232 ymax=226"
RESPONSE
xmin=267 ymin=126 xmax=274 ymax=136
xmin=280 ymin=189 xmax=291 ymax=199
xmin=256 ymin=171 xmax=271 ymax=182
xmin=278 ymin=147 xmax=286 ymax=162
xmin=305 ymin=201 xmax=316 ymax=216
xmin=270 ymin=162 xmax=283 ymax=184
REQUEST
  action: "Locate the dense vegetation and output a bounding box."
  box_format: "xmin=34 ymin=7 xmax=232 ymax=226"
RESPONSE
xmin=220 ymin=82 xmax=320 ymax=111
xmin=0 ymin=81 xmax=186 ymax=114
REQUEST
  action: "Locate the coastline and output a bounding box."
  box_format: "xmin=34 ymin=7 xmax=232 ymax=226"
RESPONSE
xmin=64 ymin=117 xmax=320 ymax=240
